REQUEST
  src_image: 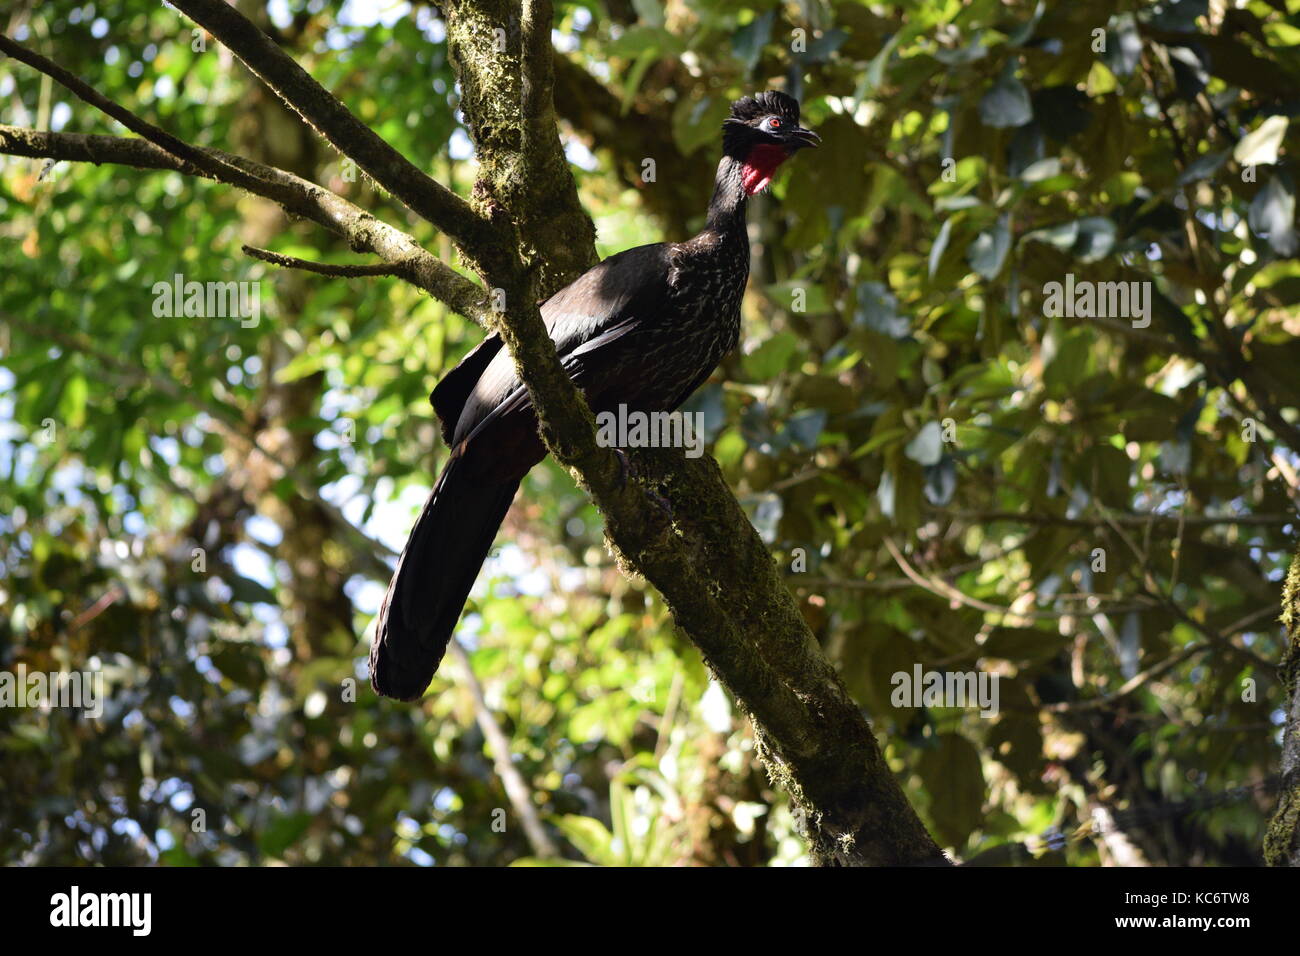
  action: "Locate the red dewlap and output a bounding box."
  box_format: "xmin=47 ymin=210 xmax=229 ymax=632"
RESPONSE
xmin=741 ymin=143 xmax=790 ymax=196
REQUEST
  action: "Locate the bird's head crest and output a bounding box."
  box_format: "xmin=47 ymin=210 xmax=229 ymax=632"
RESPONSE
xmin=721 ymin=90 xmax=819 ymax=193
xmin=727 ymin=90 xmax=802 ymax=127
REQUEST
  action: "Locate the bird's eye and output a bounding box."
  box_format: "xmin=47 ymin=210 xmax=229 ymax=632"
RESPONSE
xmin=762 ymin=117 xmax=782 ymax=132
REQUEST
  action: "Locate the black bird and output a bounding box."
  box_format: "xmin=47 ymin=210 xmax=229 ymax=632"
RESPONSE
xmin=370 ymin=90 xmax=819 ymax=700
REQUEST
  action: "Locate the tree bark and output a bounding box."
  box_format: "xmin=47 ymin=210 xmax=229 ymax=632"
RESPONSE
xmin=1266 ymin=546 xmax=1300 ymax=866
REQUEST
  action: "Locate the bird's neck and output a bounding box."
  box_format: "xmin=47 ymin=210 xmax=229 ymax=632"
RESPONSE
xmin=705 ymin=148 xmax=787 ymax=236
xmin=704 ymin=155 xmax=751 ymax=236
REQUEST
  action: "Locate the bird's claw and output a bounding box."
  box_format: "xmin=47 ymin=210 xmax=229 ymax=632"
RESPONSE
xmin=646 ymin=487 xmax=674 ymax=520
xmin=612 ymin=448 xmax=631 ymax=490
xmin=611 ymin=449 xmax=672 ymax=518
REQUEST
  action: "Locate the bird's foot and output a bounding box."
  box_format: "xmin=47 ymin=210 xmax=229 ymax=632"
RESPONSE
xmin=645 ymin=487 xmax=674 ymax=520
xmin=611 ymin=449 xmax=673 ymax=519
xmin=612 ymin=448 xmax=631 ymax=490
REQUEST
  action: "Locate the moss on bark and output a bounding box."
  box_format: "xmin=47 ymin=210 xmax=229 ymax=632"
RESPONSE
xmin=1265 ymin=546 xmax=1300 ymax=866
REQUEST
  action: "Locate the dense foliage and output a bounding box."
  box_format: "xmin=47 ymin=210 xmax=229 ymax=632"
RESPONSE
xmin=2 ymin=0 xmax=1297 ymax=865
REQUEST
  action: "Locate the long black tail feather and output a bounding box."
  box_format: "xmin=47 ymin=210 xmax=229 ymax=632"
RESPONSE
xmin=369 ymin=457 xmax=519 ymax=700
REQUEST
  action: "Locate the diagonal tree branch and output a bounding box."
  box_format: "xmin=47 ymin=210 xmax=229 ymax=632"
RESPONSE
xmin=0 ymin=28 xmax=491 ymax=319
xmin=0 ymin=124 xmax=489 ymax=323
xmin=447 ymin=639 xmax=559 ymax=860
xmin=0 ymin=33 xmax=318 ymax=210
xmin=166 ymin=0 xmax=494 ymax=253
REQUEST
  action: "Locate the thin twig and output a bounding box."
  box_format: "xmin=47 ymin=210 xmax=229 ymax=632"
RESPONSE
xmin=66 ymin=585 xmax=126 ymax=634
xmin=1103 ymin=510 xmax=1277 ymax=672
xmin=1043 ymin=643 xmax=1210 ymax=713
xmin=241 ymin=245 xmax=407 ymax=279
xmin=940 ymin=509 xmax=1294 ymax=529
xmin=881 ymin=536 xmax=1112 ymax=623
xmin=447 ymin=639 xmax=559 ymax=859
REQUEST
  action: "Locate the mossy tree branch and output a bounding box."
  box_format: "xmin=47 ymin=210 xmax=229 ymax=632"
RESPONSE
xmin=0 ymin=123 xmax=489 ymax=323
xmin=439 ymin=2 xmax=947 ymax=865
xmin=443 ymin=0 xmax=597 ymax=293
xmin=167 ymin=0 xmax=493 ymax=254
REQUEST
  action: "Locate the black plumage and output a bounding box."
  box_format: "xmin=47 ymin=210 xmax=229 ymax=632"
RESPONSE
xmin=370 ymin=90 xmax=818 ymax=700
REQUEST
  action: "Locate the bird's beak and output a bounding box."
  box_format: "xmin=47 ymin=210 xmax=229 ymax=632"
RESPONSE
xmin=789 ymin=126 xmax=820 ymax=151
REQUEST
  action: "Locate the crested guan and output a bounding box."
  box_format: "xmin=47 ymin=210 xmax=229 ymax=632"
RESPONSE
xmin=370 ymin=90 xmax=819 ymax=700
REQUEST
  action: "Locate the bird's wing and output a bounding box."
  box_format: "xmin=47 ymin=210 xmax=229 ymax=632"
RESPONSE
xmin=429 ymin=333 xmax=505 ymax=446
xmin=454 ymin=315 xmax=644 ymax=451
xmin=539 ymin=243 xmax=671 ymax=356
xmin=448 ymin=243 xmax=671 ymax=447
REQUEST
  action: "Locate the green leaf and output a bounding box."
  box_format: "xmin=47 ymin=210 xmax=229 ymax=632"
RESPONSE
xmin=1178 ymin=149 xmax=1228 ymax=186
xmin=855 ymin=282 xmax=910 ymax=342
xmin=1043 ymin=326 xmax=1090 ymax=391
xmin=904 ymin=422 xmax=944 ymax=466
xmin=1023 ymin=220 xmax=1078 ymax=250
xmin=929 ymin=219 xmax=955 ymax=278
xmin=743 ymin=332 xmax=799 ymax=379
xmin=227 ymin=573 xmax=277 ymax=605
xmin=629 ymin=0 xmax=664 ymax=28
xmin=766 ymin=280 xmax=830 ymax=315
xmin=59 ymin=374 xmax=89 ymax=430
xmin=860 ymin=30 xmax=904 ymax=97
xmin=1073 ymin=216 xmax=1116 ymax=262
xmin=1103 ymin=14 xmax=1141 ymax=77
xmin=1234 ymin=115 xmax=1288 ymax=166
xmin=924 ymin=457 xmax=957 ymax=506
xmin=554 ymin=815 xmax=617 ymax=866
xmin=732 ymin=9 xmax=774 ymax=73
xmin=258 ymin=812 xmax=313 ymax=857
xmin=968 ymin=217 xmax=1011 ymax=279
xmin=917 ymin=734 xmax=985 ymax=848
xmin=784 ymin=409 xmax=826 ymax=449
xmin=1249 ymin=173 xmax=1297 ymax=256
xmin=979 ymin=63 xmax=1033 ymax=129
